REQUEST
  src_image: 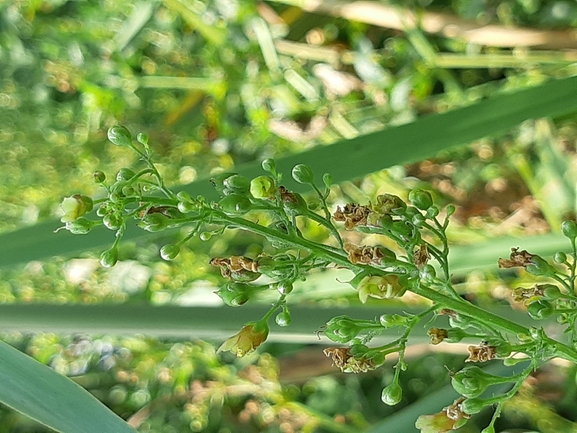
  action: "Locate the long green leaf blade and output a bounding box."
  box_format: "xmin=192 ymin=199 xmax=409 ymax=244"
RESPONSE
xmin=0 ymin=340 xmax=136 ymax=433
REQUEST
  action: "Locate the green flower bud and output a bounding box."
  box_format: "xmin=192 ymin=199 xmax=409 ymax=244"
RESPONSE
xmin=277 ymin=281 xmax=293 ymax=295
xmin=107 ymin=125 xmax=133 ymax=147
xmin=160 ymin=244 xmax=180 ymax=261
xmin=275 ymin=309 xmax=291 ymax=327
xmin=60 ymin=194 xmax=94 ymax=223
xmin=324 ymin=315 xmax=364 ymax=343
xmin=215 ymin=283 xmax=258 ymax=307
xmin=527 ymin=299 xmax=555 ymax=320
xmin=136 ymin=132 xmax=149 ymax=145
xmin=250 ymin=176 xmax=276 ymax=198
xmin=93 ymin=171 xmax=106 ymax=183
xmin=451 ymin=366 xmax=491 ymax=398
xmin=381 ymin=382 xmax=402 ymax=406
xmin=140 ymin=213 xmax=170 ymax=232
xmin=282 ymin=191 xmax=308 ymax=215
xmin=176 ymin=191 xmax=192 ymax=202
xmin=554 ymin=251 xmax=567 ymax=264
xmin=100 ymin=247 xmax=118 ymax=268
xmin=562 ymin=220 xmax=577 ymax=240
xmin=178 ymin=201 xmax=196 ymax=213
xmin=446 ymin=204 xmax=456 ymax=216
xmin=322 ymin=173 xmax=333 ymax=187
xmin=210 ymin=173 xmax=235 ymax=194
xmin=103 ymin=213 xmax=123 ymax=231
xmin=291 ymin=164 xmax=315 ymax=184
xmin=218 ymin=194 xmax=252 ymax=215
xmin=541 ymin=284 xmax=562 ymax=300
xmin=426 ymin=205 xmax=440 ymax=218
xmin=379 ymin=314 xmax=408 ymax=328
xmin=261 ymin=158 xmax=277 ymax=175
xmin=480 ymin=425 xmax=495 ymax=433
xmin=349 ymin=344 xmax=369 ymax=356
xmin=116 ymin=168 xmax=136 ymax=182
xmin=408 ymin=189 xmax=433 ymax=210
xmin=525 ymin=256 xmax=556 ymax=276
xmin=460 ymin=397 xmax=492 ymax=415
xmin=96 ymin=205 xmax=109 ymax=217
xmin=223 ymin=174 xmax=250 ymax=194
xmin=65 ymin=218 xmax=97 ymax=235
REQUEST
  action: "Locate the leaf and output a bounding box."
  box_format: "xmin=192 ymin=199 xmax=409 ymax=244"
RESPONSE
xmin=0 ymin=340 xmax=136 ymax=433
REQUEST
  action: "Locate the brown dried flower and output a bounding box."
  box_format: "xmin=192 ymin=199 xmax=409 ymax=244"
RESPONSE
xmin=210 ymin=256 xmax=260 ymax=281
xmin=498 ymin=247 xmax=534 ymax=269
xmin=323 ymin=347 xmax=376 ymax=373
xmin=344 ymin=243 xmax=384 ymax=265
xmin=466 ymin=342 xmax=496 ymax=363
xmin=428 ymin=328 xmax=449 ymax=345
xmin=415 ymin=397 xmax=470 ymax=433
xmin=414 ymin=244 xmax=431 ymax=268
xmin=333 ymin=203 xmax=371 ymax=229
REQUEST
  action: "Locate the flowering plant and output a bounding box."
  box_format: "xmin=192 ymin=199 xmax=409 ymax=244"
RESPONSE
xmin=61 ymin=125 xmax=577 ymax=432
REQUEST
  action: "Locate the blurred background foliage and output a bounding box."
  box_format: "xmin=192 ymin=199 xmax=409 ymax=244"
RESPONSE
xmin=0 ymin=0 xmax=577 ymax=431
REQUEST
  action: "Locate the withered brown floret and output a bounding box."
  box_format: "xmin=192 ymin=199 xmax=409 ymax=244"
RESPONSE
xmin=210 ymin=256 xmax=260 ymax=281
xmin=428 ymin=328 xmax=449 ymax=345
xmin=445 ymin=397 xmax=470 ymax=422
xmin=498 ymin=247 xmax=534 ymax=269
xmin=323 ymin=347 xmax=377 ymax=373
xmin=512 ymin=285 xmax=544 ymax=304
xmin=278 ymin=186 xmax=299 ymax=204
xmin=466 ymin=342 xmax=496 ymax=363
xmin=333 ymin=203 xmax=372 ymax=229
xmin=344 ymin=243 xmax=384 ymax=265
xmin=414 ymin=244 xmax=431 ymax=268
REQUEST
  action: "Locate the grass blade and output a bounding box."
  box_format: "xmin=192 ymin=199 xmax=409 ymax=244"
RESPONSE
xmin=0 ymin=340 xmax=136 ymax=433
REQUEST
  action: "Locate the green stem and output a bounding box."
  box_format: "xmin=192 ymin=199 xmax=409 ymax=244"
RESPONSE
xmin=209 ymin=209 xmax=577 ymax=364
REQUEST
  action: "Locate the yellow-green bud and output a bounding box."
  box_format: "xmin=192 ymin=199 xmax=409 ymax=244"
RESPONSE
xmin=381 ymin=382 xmax=402 ymax=405
xmin=409 ymin=189 xmax=433 ymax=210
xmin=160 ymin=244 xmax=180 ymax=261
xmin=562 ymin=220 xmax=577 ymax=239
xmin=60 ymin=194 xmax=94 ymax=223
xmin=107 ymin=125 xmax=133 ymax=147
xmin=100 ymin=247 xmax=118 ymax=268
xmin=93 ymin=171 xmax=106 ymax=183
xmin=291 ymin=164 xmax=315 ymax=184
xmin=250 ymin=176 xmax=276 ymax=198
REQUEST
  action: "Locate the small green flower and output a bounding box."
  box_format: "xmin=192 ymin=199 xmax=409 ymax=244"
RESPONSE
xmin=250 ymin=176 xmax=276 ymax=198
xmin=217 ymin=321 xmax=269 ymax=357
xmin=60 ymin=195 xmax=93 ymax=223
xmin=357 ymin=275 xmax=406 ymax=303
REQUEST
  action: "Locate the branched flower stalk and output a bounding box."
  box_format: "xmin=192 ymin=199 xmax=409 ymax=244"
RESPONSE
xmin=60 ymin=126 xmax=577 ymax=432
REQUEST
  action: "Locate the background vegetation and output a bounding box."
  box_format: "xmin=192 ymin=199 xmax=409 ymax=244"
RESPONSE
xmin=0 ymin=0 xmax=576 ymax=432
